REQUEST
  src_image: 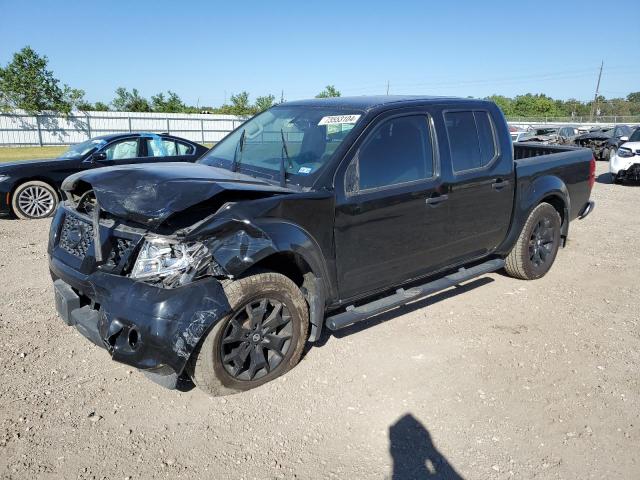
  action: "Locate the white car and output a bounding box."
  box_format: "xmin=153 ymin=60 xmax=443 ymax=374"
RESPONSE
xmin=609 ymin=128 xmax=640 ymax=184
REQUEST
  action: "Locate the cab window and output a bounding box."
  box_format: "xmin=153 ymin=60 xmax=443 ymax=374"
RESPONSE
xmin=353 ymin=115 xmax=434 ymax=191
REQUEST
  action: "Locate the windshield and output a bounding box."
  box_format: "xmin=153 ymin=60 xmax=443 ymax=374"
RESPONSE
xmin=59 ymin=138 xmax=107 ymax=159
xmin=198 ymin=106 xmax=363 ymax=186
xmin=629 ymin=128 xmax=640 ymax=142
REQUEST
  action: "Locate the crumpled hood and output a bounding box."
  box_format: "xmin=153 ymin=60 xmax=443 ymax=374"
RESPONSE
xmin=62 ymin=162 xmax=293 ymax=227
xmin=575 ymin=131 xmax=612 ymax=141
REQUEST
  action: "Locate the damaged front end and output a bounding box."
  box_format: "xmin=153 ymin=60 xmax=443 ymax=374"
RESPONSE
xmin=48 ymin=163 xmax=307 ymax=389
xmin=574 ymin=133 xmax=611 ymax=159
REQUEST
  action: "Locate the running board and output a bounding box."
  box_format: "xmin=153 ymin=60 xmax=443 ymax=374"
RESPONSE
xmin=326 ymin=258 xmax=505 ymax=331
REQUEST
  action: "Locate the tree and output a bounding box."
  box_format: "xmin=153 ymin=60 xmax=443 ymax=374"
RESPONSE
xmin=486 ymin=95 xmax=514 ymax=116
xmin=0 ymin=46 xmax=73 ymax=114
xmin=151 ymin=90 xmax=185 ymax=113
xmin=626 ymin=92 xmax=640 ymax=103
xmin=253 ymin=94 xmax=275 ymax=113
xmin=511 ymin=93 xmax=561 ymax=117
xmin=316 ymin=85 xmax=341 ymax=98
xmin=92 ymin=102 xmax=110 ymax=111
xmin=216 ymin=91 xmax=254 ymax=115
xmin=111 ymin=87 xmax=151 ymax=112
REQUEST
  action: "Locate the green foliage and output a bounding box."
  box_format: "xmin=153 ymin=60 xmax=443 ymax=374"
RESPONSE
xmin=92 ymin=102 xmax=110 ymax=111
xmin=254 ymin=94 xmax=276 ymax=113
xmin=111 ymin=87 xmax=151 ymax=112
xmin=315 ymin=85 xmax=341 ymax=98
xmin=487 ymin=92 xmax=640 ymax=119
xmin=486 ymin=95 xmax=514 ymax=116
xmin=627 ymin=92 xmax=640 ymax=103
xmin=0 ymin=46 xmax=75 ymax=115
xmin=151 ymin=90 xmax=185 ymax=113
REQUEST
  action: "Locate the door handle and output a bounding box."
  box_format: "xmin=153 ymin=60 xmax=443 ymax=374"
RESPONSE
xmin=425 ymin=194 xmax=448 ymax=206
xmin=491 ymin=179 xmax=510 ymax=191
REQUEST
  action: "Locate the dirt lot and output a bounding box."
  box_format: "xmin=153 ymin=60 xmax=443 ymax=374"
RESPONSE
xmin=0 ymin=162 xmax=638 ymax=479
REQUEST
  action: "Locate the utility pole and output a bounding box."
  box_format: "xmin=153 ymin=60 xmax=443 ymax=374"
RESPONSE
xmin=281 ymin=90 xmax=284 ymax=103
xmin=386 ymin=80 xmax=390 ymax=95
xmin=590 ymin=61 xmax=603 ymax=121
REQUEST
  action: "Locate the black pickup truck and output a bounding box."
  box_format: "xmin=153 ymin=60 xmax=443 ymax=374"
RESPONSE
xmin=48 ymin=96 xmax=595 ymax=395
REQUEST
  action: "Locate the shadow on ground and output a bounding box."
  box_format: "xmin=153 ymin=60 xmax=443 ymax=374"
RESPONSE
xmin=311 ymin=277 xmax=494 ymax=349
xmin=597 ymin=171 xmax=640 ymax=186
xmin=389 ymin=414 xmax=463 ymax=479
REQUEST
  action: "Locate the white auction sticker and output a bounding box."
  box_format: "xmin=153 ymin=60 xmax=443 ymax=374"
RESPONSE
xmin=318 ymin=114 xmax=361 ymax=126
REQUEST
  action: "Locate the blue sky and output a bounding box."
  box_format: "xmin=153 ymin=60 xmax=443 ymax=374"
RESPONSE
xmin=1 ymin=0 xmax=638 ymax=106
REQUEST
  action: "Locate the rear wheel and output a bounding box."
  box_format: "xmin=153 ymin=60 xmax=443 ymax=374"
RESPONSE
xmin=188 ymin=272 xmax=309 ymax=396
xmin=11 ymin=181 xmax=58 ymax=219
xmin=505 ymin=202 xmax=561 ymax=280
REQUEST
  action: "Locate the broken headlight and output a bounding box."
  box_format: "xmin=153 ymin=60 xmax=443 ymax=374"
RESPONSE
xmin=131 ymin=238 xmax=211 ymax=287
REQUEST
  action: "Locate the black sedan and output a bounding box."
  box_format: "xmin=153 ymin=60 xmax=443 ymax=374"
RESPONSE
xmin=0 ymin=133 xmax=208 ymax=219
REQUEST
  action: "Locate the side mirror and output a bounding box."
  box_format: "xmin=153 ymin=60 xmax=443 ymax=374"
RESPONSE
xmin=620 ymin=136 xmax=629 ymax=142
xmin=91 ymin=151 xmax=107 ymax=162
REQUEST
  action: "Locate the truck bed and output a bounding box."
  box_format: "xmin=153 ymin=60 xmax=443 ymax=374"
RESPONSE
xmin=513 ymin=142 xmax=594 ymax=221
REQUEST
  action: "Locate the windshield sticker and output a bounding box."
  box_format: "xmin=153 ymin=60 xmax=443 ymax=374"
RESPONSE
xmin=298 ymin=167 xmax=312 ymax=174
xmin=318 ymin=114 xmax=361 ymax=126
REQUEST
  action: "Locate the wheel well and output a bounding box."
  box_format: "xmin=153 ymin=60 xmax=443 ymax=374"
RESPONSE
xmin=246 ymin=252 xmax=312 ymax=287
xmin=11 ymin=177 xmax=60 ymax=200
xmin=541 ymin=195 xmax=566 ymax=226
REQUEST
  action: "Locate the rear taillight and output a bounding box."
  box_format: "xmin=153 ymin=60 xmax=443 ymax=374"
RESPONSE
xmin=589 ymin=156 xmax=596 ymax=190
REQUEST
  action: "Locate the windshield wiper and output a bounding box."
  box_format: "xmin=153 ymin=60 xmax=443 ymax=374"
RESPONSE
xmin=231 ymin=129 xmax=246 ymax=173
xmin=280 ymin=128 xmax=293 ymax=187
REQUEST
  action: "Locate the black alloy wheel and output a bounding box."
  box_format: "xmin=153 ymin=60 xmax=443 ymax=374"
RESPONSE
xmin=220 ymin=298 xmax=293 ymax=381
xmin=528 ymin=217 xmax=555 ymax=268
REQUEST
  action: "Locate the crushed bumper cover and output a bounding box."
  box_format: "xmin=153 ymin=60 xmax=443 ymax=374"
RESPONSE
xmin=615 ymin=163 xmax=640 ymax=182
xmin=50 ymin=256 xmax=231 ymax=388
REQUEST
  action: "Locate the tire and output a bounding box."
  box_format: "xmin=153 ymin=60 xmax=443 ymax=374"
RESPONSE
xmin=504 ymin=202 xmax=561 ymax=280
xmin=11 ymin=180 xmax=59 ymax=219
xmin=611 ymin=174 xmax=622 ymax=185
xmin=188 ymin=272 xmax=309 ymax=396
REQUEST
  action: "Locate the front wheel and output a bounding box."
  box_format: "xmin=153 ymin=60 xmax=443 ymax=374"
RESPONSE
xmin=504 ymin=202 xmax=561 ymax=280
xmin=12 ymin=180 xmax=58 ymax=219
xmin=188 ymin=272 xmax=309 ymax=396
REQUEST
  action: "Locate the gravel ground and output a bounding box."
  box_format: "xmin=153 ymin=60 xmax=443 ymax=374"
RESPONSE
xmin=0 ymin=162 xmax=638 ymax=479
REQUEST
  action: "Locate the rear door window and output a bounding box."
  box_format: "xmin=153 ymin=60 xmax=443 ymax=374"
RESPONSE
xmin=444 ymin=110 xmax=498 ymax=173
xmin=145 ymin=138 xmax=194 ymax=157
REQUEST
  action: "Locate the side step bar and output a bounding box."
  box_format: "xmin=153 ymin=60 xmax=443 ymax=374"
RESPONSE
xmin=326 ymin=258 xmax=505 ymax=331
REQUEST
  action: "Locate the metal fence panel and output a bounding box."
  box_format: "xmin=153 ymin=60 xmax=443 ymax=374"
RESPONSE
xmin=0 ymin=110 xmax=246 ymax=146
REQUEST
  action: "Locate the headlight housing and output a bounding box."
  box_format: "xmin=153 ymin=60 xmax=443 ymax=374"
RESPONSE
xmin=617 ymin=147 xmax=634 ymax=158
xmin=131 ymin=238 xmax=211 ymax=288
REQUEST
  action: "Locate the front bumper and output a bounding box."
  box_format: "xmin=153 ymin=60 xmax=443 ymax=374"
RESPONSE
xmin=611 ymin=161 xmax=640 ymax=182
xmin=0 ymin=183 xmax=13 ymax=216
xmin=49 ymin=205 xmax=231 ymax=388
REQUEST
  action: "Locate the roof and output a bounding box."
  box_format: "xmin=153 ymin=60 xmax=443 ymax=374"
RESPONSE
xmin=90 ymin=132 xmax=178 ymax=142
xmin=281 ymin=95 xmax=490 ymax=111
